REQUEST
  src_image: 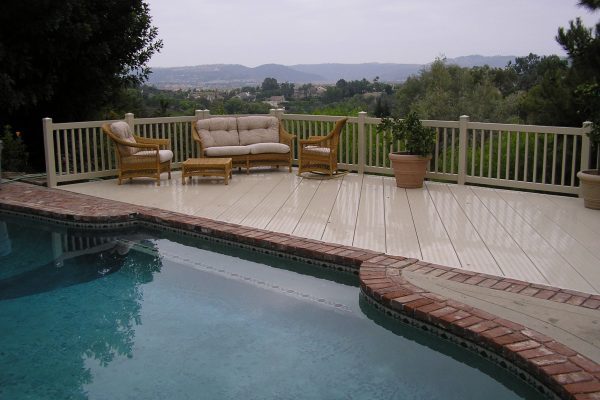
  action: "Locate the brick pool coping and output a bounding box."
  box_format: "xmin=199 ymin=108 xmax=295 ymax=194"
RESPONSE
xmin=1 ymin=182 xmax=599 ymax=399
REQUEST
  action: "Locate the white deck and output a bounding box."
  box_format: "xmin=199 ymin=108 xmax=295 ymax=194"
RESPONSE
xmin=61 ymin=169 xmax=600 ymax=295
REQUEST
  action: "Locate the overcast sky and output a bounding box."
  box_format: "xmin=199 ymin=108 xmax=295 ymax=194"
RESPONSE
xmin=145 ymin=0 xmax=598 ymax=67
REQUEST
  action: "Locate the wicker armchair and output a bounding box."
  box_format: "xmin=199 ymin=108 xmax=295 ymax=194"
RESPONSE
xmin=297 ymin=118 xmax=348 ymax=176
xmin=102 ymin=122 xmax=173 ymax=185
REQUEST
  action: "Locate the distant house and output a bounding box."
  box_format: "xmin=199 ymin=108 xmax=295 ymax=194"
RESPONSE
xmin=235 ymin=92 xmax=254 ymax=101
xmin=264 ymin=95 xmax=286 ymax=108
xmin=315 ymin=86 xmax=327 ymax=96
xmin=363 ymin=92 xmax=383 ymax=99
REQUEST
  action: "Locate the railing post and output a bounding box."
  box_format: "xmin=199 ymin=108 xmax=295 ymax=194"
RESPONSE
xmin=195 ymin=109 xmax=203 ymax=120
xmin=203 ymin=109 xmax=211 ymax=119
xmin=581 ymin=121 xmax=592 ymax=172
xmin=43 ymin=117 xmax=57 ymax=188
xmin=457 ymin=115 xmax=470 ymax=185
xmin=125 ymin=112 xmax=134 ymax=132
xmin=358 ymin=111 xmax=367 ymax=174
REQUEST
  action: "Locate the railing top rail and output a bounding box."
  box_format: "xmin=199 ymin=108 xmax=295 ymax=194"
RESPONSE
xmin=281 ymin=114 xmax=358 ymax=123
xmin=468 ymin=121 xmax=587 ymax=135
xmin=134 ymin=116 xmax=196 ymax=124
xmin=422 ymin=120 xmax=461 ymax=129
xmin=52 ymin=119 xmax=121 ymax=130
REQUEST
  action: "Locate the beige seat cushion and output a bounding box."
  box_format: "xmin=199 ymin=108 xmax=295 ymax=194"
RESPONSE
xmin=204 ymin=146 xmax=250 ymax=157
xmin=110 ymin=121 xmax=137 ymax=156
xmin=247 ymin=143 xmax=290 ymax=155
xmin=132 ymin=149 xmax=174 ymax=163
xmin=237 ymin=116 xmax=279 ymax=145
xmin=303 ymin=146 xmax=331 ymax=155
xmin=196 ymin=117 xmax=239 ymax=148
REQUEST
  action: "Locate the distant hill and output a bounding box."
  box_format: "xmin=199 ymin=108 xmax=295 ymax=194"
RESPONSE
xmin=148 ymin=64 xmax=322 ymax=89
xmin=290 ymin=63 xmax=422 ymax=83
xmin=445 ymin=55 xmax=517 ymax=68
xmin=147 ymin=55 xmax=518 ymax=89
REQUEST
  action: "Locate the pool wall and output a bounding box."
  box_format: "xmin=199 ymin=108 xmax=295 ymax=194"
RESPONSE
xmin=1 ymin=182 xmax=600 ymax=399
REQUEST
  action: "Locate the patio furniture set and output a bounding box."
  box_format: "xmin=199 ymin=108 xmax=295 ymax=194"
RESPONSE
xmin=102 ymin=116 xmax=348 ymax=185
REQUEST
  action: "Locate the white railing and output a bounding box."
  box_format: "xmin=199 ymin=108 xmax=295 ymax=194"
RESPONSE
xmin=43 ymin=110 xmax=592 ymax=194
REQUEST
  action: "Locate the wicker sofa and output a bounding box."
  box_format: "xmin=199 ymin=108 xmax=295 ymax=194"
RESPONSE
xmin=192 ymin=116 xmax=295 ymax=172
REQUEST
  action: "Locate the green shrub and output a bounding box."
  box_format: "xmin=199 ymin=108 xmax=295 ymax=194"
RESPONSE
xmin=1 ymin=125 xmax=29 ymax=172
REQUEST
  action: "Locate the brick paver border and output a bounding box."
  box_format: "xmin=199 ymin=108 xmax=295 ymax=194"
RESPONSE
xmin=1 ymin=182 xmax=599 ymax=399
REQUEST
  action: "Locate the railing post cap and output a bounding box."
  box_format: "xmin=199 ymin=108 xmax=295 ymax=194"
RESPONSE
xmin=358 ymin=111 xmax=368 ymax=115
xmin=460 ymin=115 xmax=470 ymax=119
xmin=583 ymin=121 xmax=593 ymax=127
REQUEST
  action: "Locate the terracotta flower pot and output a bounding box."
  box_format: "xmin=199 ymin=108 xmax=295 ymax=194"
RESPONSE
xmin=577 ymin=170 xmax=600 ymax=210
xmin=389 ymin=152 xmax=431 ymax=188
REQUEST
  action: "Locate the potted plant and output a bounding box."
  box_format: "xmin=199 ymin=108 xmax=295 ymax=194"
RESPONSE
xmin=378 ymin=112 xmax=436 ymax=188
xmin=577 ymin=119 xmax=600 ymax=210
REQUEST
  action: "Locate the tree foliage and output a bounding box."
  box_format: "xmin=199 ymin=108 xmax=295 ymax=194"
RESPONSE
xmin=557 ymin=0 xmax=600 ymax=150
xmin=0 ymin=0 xmax=162 ymax=166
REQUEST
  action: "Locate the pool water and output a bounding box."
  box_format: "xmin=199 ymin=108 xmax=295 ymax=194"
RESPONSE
xmin=0 ymin=214 xmax=545 ymax=399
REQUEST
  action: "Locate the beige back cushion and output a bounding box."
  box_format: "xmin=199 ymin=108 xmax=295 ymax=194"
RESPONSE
xmin=196 ymin=117 xmax=239 ymax=148
xmin=110 ymin=121 xmax=137 ymax=156
xmin=237 ymin=116 xmax=279 ymax=145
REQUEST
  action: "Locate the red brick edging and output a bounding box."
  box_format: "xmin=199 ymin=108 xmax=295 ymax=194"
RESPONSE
xmin=1 ymin=182 xmax=599 ymax=399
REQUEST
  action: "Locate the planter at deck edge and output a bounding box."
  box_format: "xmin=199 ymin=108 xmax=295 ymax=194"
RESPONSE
xmin=578 ymin=170 xmax=600 ymax=210
xmin=389 ymin=153 xmax=431 ymax=189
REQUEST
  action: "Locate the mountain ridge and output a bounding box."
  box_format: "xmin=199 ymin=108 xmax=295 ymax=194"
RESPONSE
xmin=148 ymin=55 xmax=518 ymax=89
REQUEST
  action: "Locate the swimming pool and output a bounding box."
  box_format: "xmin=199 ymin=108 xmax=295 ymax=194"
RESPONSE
xmin=0 ymin=213 xmax=545 ymax=399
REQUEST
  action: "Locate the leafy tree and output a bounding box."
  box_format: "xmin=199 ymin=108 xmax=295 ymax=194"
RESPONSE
xmin=0 ymin=0 xmax=162 ymax=168
xmin=557 ymin=0 xmax=600 ymax=151
xmin=261 ymin=77 xmax=279 ymax=92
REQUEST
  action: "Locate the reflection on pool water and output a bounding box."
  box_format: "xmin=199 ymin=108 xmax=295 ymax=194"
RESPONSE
xmin=0 ymin=213 xmax=545 ymax=399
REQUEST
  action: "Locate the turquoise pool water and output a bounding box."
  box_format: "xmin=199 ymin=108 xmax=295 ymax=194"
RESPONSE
xmin=0 ymin=213 xmax=544 ymax=399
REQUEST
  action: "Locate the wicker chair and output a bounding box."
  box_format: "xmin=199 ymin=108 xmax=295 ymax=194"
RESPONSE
xmin=102 ymin=122 xmax=173 ymax=185
xmin=297 ymin=118 xmax=348 ymax=176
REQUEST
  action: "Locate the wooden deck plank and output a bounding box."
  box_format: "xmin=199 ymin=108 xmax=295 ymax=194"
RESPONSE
xmin=240 ymin=174 xmax=303 ymax=229
xmin=382 ymin=178 xmax=421 ymax=259
xmin=293 ymin=178 xmax=343 ymax=240
xmin=190 ymin=173 xmax=267 ymax=219
xmin=523 ymin=192 xmax=600 ymax=260
xmin=218 ymin=173 xmax=288 ymax=225
xmin=495 ymin=189 xmax=600 ymax=292
xmin=426 ymin=183 xmax=501 ymax=275
xmin=544 ymin=193 xmax=600 ymax=235
xmin=448 ymin=185 xmax=546 ymax=282
xmin=353 ymin=175 xmax=386 ymax=253
xmin=471 ymin=187 xmax=595 ymax=293
xmin=406 ymin=185 xmax=461 ymax=268
xmin=321 ymin=174 xmax=362 ymax=246
xmin=265 ymin=179 xmax=321 ymax=234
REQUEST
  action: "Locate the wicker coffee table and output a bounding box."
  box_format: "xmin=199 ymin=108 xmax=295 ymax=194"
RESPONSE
xmin=182 ymin=158 xmax=232 ymax=185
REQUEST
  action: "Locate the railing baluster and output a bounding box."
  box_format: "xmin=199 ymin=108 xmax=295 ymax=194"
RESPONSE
xmin=470 ymin=129 xmax=475 ymax=177
xmin=496 ymin=131 xmax=502 ymax=179
xmin=78 ymin=128 xmax=85 ymax=174
xmin=56 ymin=131 xmax=63 ymax=176
xmin=99 ymin=130 xmax=105 ymax=171
xmin=561 ymin=135 xmax=567 ymax=185
xmin=479 ymin=130 xmax=484 ymax=177
xmin=542 ymin=133 xmax=548 ymax=184
xmin=505 ymin=131 xmax=511 ymax=180
xmin=451 ymin=128 xmax=456 ymax=174
xmin=533 ymin=133 xmax=538 ymax=183
xmin=514 ymin=132 xmax=520 ymax=181
xmin=571 ymin=136 xmax=577 ymax=186
xmin=434 ymin=128 xmax=440 ymax=173
xmin=375 ymin=125 xmax=380 ymax=167
xmin=488 ymin=131 xmax=493 ymax=178
xmin=93 ymin=128 xmax=99 ymax=172
xmin=85 ymin=128 xmax=92 ymax=173
xmin=524 ymin=133 xmax=529 ymax=182
xmin=552 ymin=134 xmax=558 ymax=185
